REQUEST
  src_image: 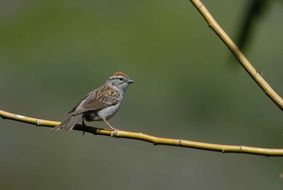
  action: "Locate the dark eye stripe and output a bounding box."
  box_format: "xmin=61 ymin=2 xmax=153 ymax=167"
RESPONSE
xmin=113 ymin=76 xmax=124 ymax=81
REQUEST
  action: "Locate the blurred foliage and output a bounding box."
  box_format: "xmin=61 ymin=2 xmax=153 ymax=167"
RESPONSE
xmin=0 ymin=0 xmax=282 ymax=190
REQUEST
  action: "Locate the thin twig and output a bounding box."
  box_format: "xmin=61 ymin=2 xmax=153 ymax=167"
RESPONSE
xmin=1 ymin=109 xmax=283 ymax=157
xmin=189 ymin=0 xmax=283 ymax=110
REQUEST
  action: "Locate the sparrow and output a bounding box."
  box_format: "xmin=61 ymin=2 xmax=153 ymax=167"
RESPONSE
xmin=52 ymin=71 xmax=134 ymax=132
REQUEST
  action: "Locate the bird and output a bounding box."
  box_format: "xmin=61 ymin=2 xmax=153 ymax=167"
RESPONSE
xmin=51 ymin=71 xmax=134 ymax=132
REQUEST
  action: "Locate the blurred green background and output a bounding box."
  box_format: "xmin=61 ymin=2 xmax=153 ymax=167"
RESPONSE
xmin=0 ymin=0 xmax=282 ymax=189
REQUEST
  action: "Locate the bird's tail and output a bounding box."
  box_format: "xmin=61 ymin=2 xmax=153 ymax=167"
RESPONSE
xmin=51 ymin=114 xmax=80 ymax=132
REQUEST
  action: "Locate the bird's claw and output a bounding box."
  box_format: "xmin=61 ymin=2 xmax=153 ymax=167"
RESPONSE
xmin=110 ymin=129 xmax=119 ymax=137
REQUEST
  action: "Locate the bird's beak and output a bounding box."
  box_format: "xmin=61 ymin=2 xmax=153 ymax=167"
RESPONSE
xmin=127 ymin=79 xmax=134 ymax=84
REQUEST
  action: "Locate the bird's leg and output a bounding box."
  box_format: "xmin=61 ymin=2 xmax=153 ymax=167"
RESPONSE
xmin=82 ymin=115 xmax=86 ymax=136
xmin=102 ymin=118 xmax=119 ymax=131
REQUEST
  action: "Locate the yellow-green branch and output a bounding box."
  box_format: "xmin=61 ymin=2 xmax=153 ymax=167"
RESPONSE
xmin=189 ymin=0 xmax=283 ymax=110
xmin=0 ymin=1 xmax=282 ymax=157
xmin=1 ymin=109 xmax=283 ymax=157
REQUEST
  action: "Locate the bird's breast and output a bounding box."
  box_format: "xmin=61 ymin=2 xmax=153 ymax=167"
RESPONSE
xmin=97 ymin=103 xmax=121 ymax=120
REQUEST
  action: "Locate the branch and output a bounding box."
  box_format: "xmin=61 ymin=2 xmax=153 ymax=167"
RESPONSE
xmin=189 ymin=0 xmax=283 ymax=110
xmin=1 ymin=109 xmax=283 ymax=157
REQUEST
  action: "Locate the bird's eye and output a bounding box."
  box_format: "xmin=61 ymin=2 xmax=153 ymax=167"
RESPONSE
xmin=119 ymin=78 xmax=123 ymax=81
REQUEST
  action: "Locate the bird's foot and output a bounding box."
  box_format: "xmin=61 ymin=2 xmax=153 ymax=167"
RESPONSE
xmin=110 ymin=129 xmax=119 ymax=137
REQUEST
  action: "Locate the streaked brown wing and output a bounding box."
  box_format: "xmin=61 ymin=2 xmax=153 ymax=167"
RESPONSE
xmin=72 ymin=85 xmax=120 ymax=115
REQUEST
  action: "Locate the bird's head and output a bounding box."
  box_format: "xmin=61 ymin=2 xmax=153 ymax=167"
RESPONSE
xmin=106 ymin=71 xmax=134 ymax=92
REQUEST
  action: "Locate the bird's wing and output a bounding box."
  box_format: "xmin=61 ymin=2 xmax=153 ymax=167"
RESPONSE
xmin=71 ymin=85 xmax=120 ymax=115
xmin=68 ymin=94 xmax=88 ymax=114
